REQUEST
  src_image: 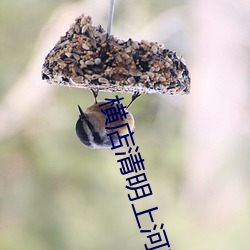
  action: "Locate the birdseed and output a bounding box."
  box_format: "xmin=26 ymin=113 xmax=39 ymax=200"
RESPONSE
xmin=42 ymin=14 xmax=190 ymax=95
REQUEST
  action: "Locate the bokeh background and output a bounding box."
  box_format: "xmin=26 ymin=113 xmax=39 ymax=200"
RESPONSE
xmin=1 ymin=0 xmax=250 ymax=249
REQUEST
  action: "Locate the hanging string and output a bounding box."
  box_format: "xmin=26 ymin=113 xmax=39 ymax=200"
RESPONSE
xmin=107 ymin=0 xmax=115 ymax=35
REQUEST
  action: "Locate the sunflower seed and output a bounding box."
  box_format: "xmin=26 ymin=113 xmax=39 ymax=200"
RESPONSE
xmin=140 ymin=75 xmax=149 ymax=82
xmin=73 ymin=53 xmax=80 ymax=60
xmin=82 ymin=43 xmax=90 ymax=50
xmin=92 ymin=74 xmax=101 ymax=79
xmin=151 ymin=45 xmax=158 ymax=54
xmin=74 ymin=66 xmax=83 ymax=75
xmin=75 ymin=24 xmax=80 ymax=34
xmin=63 ymin=58 xmax=75 ymax=64
xmin=72 ymin=76 xmax=84 ymax=83
xmin=128 ymin=77 xmax=135 ymax=84
xmin=147 ymin=72 xmax=154 ymax=78
xmin=85 ymin=60 xmax=94 ymax=65
xmin=57 ymin=59 xmax=67 ymax=66
xmin=65 ymin=52 xmax=72 ymax=58
xmin=129 ymin=68 xmax=142 ymax=77
xmin=141 ymin=40 xmax=150 ymax=47
xmin=98 ymin=77 xmax=109 ymax=84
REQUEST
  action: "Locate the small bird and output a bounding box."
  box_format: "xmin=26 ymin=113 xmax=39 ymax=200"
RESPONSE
xmin=75 ymin=90 xmax=136 ymax=149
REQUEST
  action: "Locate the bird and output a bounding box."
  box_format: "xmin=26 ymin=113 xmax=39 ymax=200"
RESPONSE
xmin=75 ymin=89 xmax=136 ymax=149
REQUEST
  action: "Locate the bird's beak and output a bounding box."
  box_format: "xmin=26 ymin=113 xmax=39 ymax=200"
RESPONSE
xmin=77 ymin=105 xmax=86 ymax=119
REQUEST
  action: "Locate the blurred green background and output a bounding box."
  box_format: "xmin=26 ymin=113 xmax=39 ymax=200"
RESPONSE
xmin=1 ymin=0 xmax=250 ymax=250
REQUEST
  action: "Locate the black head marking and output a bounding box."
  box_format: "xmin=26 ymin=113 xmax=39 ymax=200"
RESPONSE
xmin=75 ymin=105 xmax=103 ymax=148
xmin=75 ymin=118 xmax=92 ymax=147
xmin=78 ymin=105 xmax=85 ymax=117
